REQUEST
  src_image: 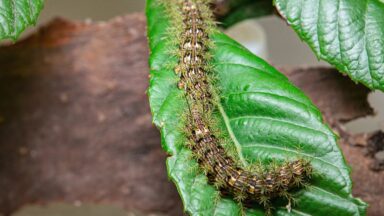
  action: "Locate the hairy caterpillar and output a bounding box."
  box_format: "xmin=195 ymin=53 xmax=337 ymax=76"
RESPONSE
xmin=166 ymin=0 xmax=312 ymax=214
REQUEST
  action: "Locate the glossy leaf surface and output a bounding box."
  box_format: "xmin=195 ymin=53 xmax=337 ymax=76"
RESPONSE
xmin=275 ymin=0 xmax=384 ymax=91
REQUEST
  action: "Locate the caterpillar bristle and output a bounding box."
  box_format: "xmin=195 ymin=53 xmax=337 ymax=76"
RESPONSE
xmin=187 ymin=161 xmax=201 ymax=175
xmin=234 ymin=191 xmax=247 ymax=203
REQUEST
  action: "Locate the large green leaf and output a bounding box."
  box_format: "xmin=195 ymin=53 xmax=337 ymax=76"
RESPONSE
xmin=146 ymin=0 xmax=367 ymax=215
xmin=274 ymin=0 xmax=384 ymax=91
xmin=0 ymin=0 xmax=44 ymax=41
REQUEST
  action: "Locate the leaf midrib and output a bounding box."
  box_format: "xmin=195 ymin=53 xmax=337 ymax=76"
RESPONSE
xmin=217 ymin=102 xmax=249 ymax=166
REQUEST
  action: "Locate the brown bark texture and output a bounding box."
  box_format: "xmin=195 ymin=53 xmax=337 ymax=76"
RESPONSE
xmin=0 ymin=14 xmax=382 ymax=216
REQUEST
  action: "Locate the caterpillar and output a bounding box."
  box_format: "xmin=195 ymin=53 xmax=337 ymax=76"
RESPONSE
xmin=166 ymin=0 xmax=312 ymax=214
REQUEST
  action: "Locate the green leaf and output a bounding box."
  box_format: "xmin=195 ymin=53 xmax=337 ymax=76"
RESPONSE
xmin=216 ymin=0 xmax=273 ymax=28
xmin=146 ymin=0 xmax=367 ymax=215
xmin=274 ymin=0 xmax=384 ymax=91
xmin=0 ymin=0 xmax=44 ymax=41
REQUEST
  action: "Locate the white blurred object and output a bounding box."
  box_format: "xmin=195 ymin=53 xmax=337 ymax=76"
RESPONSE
xmin=345 ymin=91 xmax=384 ymax=133
xmin=224 ymin=19 xmax=268 ymax=59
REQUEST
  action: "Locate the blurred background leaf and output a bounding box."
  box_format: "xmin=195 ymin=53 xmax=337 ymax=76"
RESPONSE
xmin=0 ymin=0 xmax=44 ymax=41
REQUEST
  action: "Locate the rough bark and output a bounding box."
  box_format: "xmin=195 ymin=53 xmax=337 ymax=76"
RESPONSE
xmin=0 ymin=14 xmax=382 ymax=216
